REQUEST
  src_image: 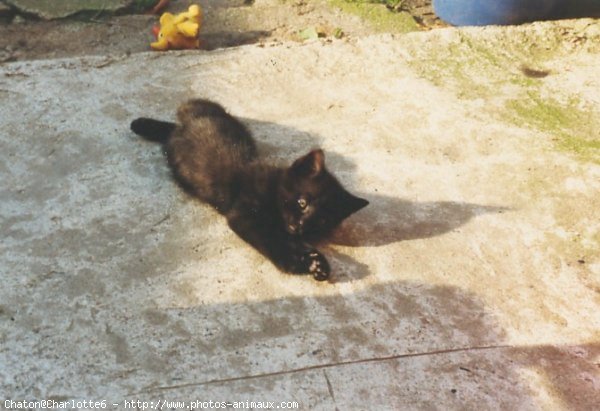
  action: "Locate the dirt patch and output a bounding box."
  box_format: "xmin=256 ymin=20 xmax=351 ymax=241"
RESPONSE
xmin=0 ymin=0 xmax=443 ymax=62
xmin=2 ymin=0 xmax=599 ymax=62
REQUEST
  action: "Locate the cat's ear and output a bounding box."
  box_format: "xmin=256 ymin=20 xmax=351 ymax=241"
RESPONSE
xmin=338 ymin=192 xmax=369 ymax=219
xmin=291 ymin=149 xmax=325 ymax=178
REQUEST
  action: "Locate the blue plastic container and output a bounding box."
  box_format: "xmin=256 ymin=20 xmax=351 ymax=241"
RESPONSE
xmin=433 ymin=0 xmax=566 ymax=26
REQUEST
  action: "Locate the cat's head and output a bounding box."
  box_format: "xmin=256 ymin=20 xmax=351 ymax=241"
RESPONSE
xmin=278 ymin=149 xmax=369 ymax=239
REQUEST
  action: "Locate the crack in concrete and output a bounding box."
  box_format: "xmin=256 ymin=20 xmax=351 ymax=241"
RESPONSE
xmin=323 ymin=370 xmax=339 ymax=411
xmin=132 ymin=344 xmax=512 ymax=395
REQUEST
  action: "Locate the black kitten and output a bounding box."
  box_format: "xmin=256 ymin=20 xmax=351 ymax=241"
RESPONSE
xmin=130 ymin=99 xmax=368 ymax=281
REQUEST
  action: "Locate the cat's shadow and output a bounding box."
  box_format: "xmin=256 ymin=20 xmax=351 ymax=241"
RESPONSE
xmin=243 ymin=118 xmax=510 ymax=283
xmin=329 ymin=195 xmax=507 ymax=247
xmin=321 ymin=196 xmax=507 ymax=282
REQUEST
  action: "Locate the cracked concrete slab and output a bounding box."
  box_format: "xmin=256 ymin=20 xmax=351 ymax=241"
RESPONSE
xmin=1 ymin=20 xmax=599 ymax=409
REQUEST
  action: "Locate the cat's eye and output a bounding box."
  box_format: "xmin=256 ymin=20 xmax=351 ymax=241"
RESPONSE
xmin=297 ymin=198 xmax=308 ymax=210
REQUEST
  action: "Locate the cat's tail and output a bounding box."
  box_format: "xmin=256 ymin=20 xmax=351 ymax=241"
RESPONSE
xmin=130 ymin=118 xmax=176 ymax=143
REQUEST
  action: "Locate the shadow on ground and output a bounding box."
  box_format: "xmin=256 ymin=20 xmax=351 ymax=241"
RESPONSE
xmin=126 ymin=281 xmax=599 ymax=410
xmin=201 ymin=31 xmax=272 ymax=51
xmin=330 ymin=197 xmax=506 ymax=247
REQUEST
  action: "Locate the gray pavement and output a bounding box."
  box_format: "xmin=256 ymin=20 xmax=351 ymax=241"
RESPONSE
xmin=1 ymin=19 xmax=599 ymax=410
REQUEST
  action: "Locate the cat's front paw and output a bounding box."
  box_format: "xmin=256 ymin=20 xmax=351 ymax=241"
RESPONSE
xmin=301 ymin=250 xmax=330 ymax=281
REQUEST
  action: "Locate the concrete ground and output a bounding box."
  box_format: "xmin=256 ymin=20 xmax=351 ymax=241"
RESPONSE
xmin=1 ymin=14 xmax=599 ymax=411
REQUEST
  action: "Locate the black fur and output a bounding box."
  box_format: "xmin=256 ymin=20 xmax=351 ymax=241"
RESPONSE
xmin=130 ymin=99 xmax=368 ymax=281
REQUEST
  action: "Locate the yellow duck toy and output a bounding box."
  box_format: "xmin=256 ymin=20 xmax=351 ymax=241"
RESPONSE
xmin=151 ymin=4 xmax=202 ymax=51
